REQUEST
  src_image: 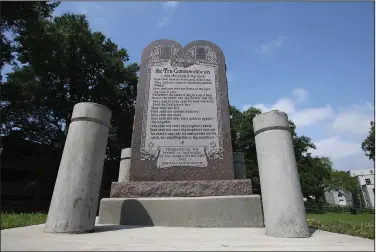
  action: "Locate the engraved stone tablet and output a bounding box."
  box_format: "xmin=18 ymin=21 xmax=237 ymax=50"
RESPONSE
xmin=130 ymin=40 xmax=234 ymax=181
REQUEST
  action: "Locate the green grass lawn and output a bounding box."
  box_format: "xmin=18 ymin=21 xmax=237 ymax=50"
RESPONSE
xmin=307 ymin=212 xmax=375 ymax=239
xmin=1 ymin=212 xmax=47 ymax=230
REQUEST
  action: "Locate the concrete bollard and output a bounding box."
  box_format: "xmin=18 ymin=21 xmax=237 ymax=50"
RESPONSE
xmin=118 ymin=148 xmax=131 ymax=182
xmin=233 ymin=152 xmax=246 ymax=179
xmin=45 ymin=102 xmax=112 ymax=233
xmin=253 ymin=110 xmax=309 ymax=238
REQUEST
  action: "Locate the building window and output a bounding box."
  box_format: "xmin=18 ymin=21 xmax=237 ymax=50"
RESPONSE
xmin=339 ymin=199 xmax=344 ymax=202
xmin=334 ymin=189 xmax=339 ymax=192
xmin=365 ymin=179 xmax=371 ymax=185
xmin=370 ymin=170 xmax=373 ymax=174
xmin=338 ymin=192 xmax=344 ymax=197
xmin=373 ymin=188 xmax=375 ymax=194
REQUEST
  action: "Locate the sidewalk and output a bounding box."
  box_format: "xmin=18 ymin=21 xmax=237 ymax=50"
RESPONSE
xmin=1 ymin=223 xmax=374 ymax=251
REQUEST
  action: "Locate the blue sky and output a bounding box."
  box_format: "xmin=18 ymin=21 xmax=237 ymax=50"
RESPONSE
xmin=3 ymin=1 xmax=375 ymax=171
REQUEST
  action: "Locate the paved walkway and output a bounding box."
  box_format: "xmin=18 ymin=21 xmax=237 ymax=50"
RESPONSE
xmin=1 ymin=223 xmax=374 ymax=251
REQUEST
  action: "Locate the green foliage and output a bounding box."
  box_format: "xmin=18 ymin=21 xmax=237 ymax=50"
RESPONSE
xmin=361 ymin=121 xmax=375 ymax=161
xmin=0 ymin=1 xmax=60 ymax=78
xmin=229 ymin=106 xmax=261 ymax=192
xmin=323 ymin=169 xmax=366 ymax=208
xmin=1 ymin=13 xmax=139 ymax=159
xmin=307 ymin=213 xmax=374 ymax=239
xmin=229 ymin=106 xmax=333 ymax=199
xmin=327 ymin=170 xmax=358 ymax=192
xmin=299 ymin=156 xmax=332 ymax=201
xmin=1 ymin=212 xmax=47 ymax=229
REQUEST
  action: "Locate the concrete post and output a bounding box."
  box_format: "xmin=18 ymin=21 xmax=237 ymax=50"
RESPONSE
xmin=253 ymin=110 xmax=309 ymax=238
xmin=118 ymin=148 xmax=131 ymax=182
xmin=233 ymin=152 xmax=246 ymax=179
xmin=45 ymin=102 xmax=112 ymax=233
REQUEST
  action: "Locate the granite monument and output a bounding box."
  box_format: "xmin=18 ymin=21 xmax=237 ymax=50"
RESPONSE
xmin=109 ymin=39 xmax=253 ymax=197
xmin=130 ymin=39 xmax=234 ymax=181
xmin=98 ymin=40 xmax=263 ymax=227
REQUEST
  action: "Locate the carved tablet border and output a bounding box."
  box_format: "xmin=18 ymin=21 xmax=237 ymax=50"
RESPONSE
xmin=140 ymin=44 xmax=224 ymax=162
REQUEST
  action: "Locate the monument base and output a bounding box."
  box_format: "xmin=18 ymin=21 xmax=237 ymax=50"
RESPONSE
xmin=110 ymin=179 xmax=252 ymax=198
xmin=97 ymin=195 xmax=264 ymax=228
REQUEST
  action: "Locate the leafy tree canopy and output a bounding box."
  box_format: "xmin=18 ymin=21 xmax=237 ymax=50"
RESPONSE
xmin=229 ymin=106 xmax=334 ymax=200
xmin=1 ymin=1 xmax=60 ymax=79
xmin=361 ymin=121 xmax=375 ymax=161
xmin=1 ymin=13 xmax=139 ymax=159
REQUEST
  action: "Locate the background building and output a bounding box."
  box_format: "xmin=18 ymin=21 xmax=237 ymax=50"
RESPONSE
xmin=349 ymin=168 xmax=375 ymax=209
xmin=323 ymin=168 xmax=375 ymax=209
xmin=324 ymin=189 xmax=353 ymax=206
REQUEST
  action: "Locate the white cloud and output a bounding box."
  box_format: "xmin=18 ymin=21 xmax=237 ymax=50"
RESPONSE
xmin=310 ymin=136 xmax=361 ymax=160
xmin=95 ymin=5 xmax=102 ymax=10
xmin=292 ymin=88 xmax=309 ymax=103
xmin=158 ymin=1 xmax=179 ymax=28
xmin=243 ymin=88 xmax=333 ymax=128
xmin=251 ymin=103 xmax=269 ymax=113
xmin=332 ymin=104 xmax=374 ymax=135
xmin=269 ymin=98 xmax=295 ymax=114
xmin=255 ymin=36 xmax=288 ymax=55
xmin=241 ymin=87 xmax=373 ymax=171
xmin=249 ymin=98 xmax=295 ymax=114
xmin=291 ymin=105 xmax=334 ymax=128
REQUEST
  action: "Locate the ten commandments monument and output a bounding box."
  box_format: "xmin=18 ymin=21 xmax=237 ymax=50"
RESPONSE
xmin=131 ymin=40 xmax=234 ymax=181
xmin=98 ymin=40 xmax=263 ymax=227
xmin=44 ymin=39 xmax=308 ymax=235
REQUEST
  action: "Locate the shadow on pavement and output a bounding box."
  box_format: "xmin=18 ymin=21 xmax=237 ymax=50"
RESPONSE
xmin=94 ymin=225 xmax=146 ymax=233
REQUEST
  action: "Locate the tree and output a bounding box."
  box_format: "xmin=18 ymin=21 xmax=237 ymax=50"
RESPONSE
xmin=325 ymin=169 xmax=365 ymax=208
xmin=229 ymin=107 xmax=328 ymax=197
xmin=289 ymin=121 xmax=316 ymax=162
xmin=230 ymin=106 xmax=261 ymax=193
xmin=326 ymin=170 xmax=357 ymax=193
xmin=361 ymin=121 xmax=375 ymax=161
xmin=1 ymin=13 xmax=139 ymax=159
xmin=0 ymin=1 xmax=60 ymax=79
xmin=298 ymin=156 xmax=333 ymax=202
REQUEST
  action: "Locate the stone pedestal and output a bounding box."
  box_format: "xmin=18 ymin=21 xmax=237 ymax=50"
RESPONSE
xmin=110 ymin=180 xmax=252 ymax=198
xmin=98 ymin=195 xmax=264 ymax=228
xmin=118 ymin=148 xmax=131 ymax=182
xmin=44 ymin=103 xmax=111 ymax=233
xmin=253 ymin=110 xmax=309 ymax=238
xmin=97 ymin=40 xmax=264 ymax=229
xmin=97 ymin=179 xmax=264 ymax=227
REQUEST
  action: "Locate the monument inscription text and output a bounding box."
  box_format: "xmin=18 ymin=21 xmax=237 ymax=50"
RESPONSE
xmin=142 ymin=64 xmax=221 ymax=168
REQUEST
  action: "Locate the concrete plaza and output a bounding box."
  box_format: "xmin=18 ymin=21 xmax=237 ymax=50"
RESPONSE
xmin=1 ymin=222 xmax=374 ymax=251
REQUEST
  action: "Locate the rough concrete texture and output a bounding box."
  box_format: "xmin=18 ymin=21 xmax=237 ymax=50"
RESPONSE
xmin=253 ymin=111 xmax=309 ymax=238
xmin=118 ymin=148 xmax=131 ymax=182
xmin=233 ymin=152 xmax=246 ymax=179
xmin=97 ymin=196 xmax=264 ymax=228
xmin=110 ymin=179 xmax=252 ymax=198
xmin=1 ymin=223 xmax=374 ymax=251
xmin=44 ymin=102 xmax=112 ymax=234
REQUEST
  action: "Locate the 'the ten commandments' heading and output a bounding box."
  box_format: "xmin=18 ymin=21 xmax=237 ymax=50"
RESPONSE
xmin=155 ymin=67 xmax=211 ymax=75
